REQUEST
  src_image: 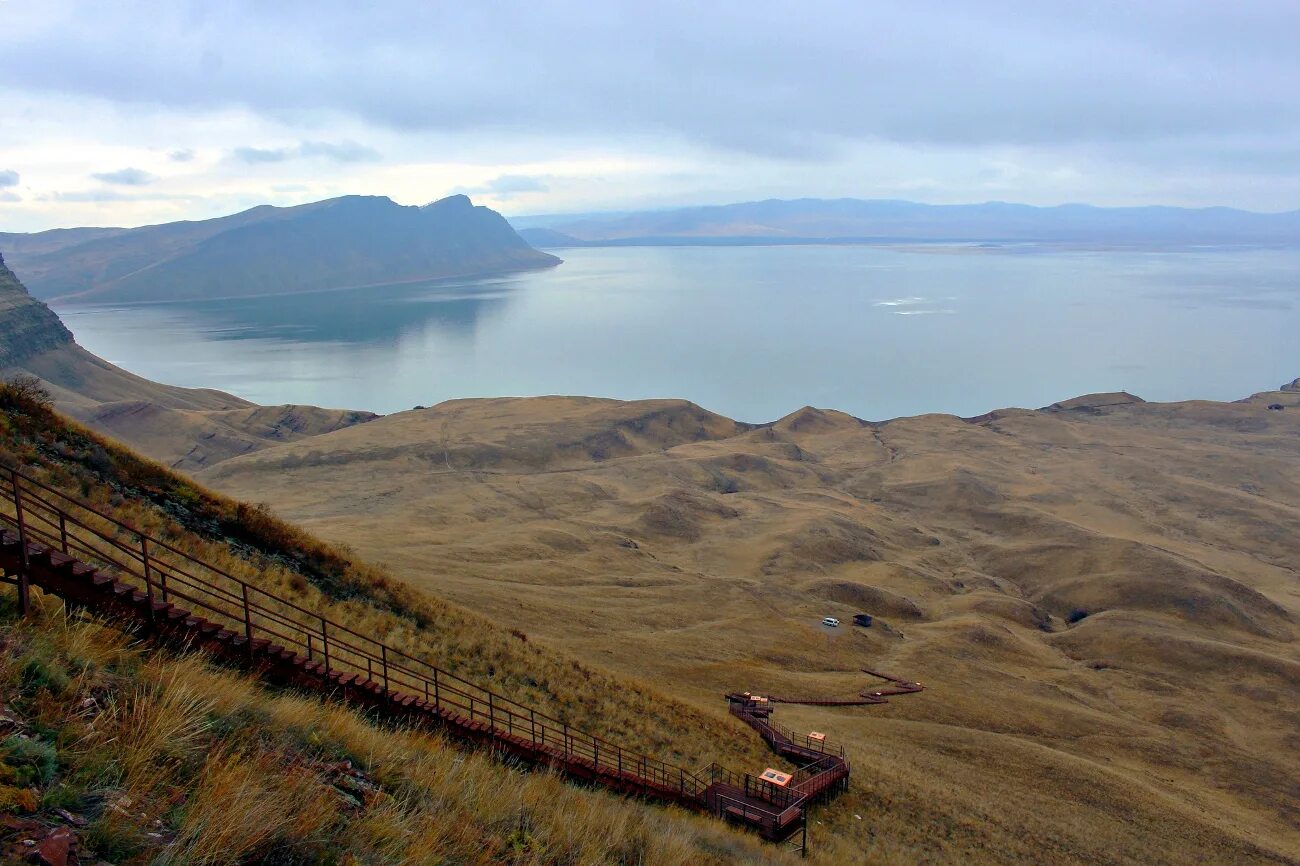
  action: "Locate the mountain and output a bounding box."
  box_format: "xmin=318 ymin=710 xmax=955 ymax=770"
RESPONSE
xmin=0 ymin=250 xmax=376 ymax=467
xmin=515 ymin=198 xmax=1300 ymax=246
xmin=2 ymin=194 xmax=561 ymax=303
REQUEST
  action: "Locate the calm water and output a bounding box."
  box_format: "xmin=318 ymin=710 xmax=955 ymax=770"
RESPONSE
xmin=53 ymin=245 xmax=1300 ymax=423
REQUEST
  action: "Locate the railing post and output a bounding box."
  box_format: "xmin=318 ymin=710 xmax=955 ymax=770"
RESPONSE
xmin=488 ymin=693 xmax=495 ymax=732
xmin=321 ymin=616 xmax=330 ymax=675
xmin=563 ymin=723 xmax=570 ymax=757
xmin=306 ymin=633 xmax=313 ymax=661
xmin=141 ymin=536 xmax=156 ymax=623
xmin=530 ymin=709 xmax=537 ymax=745
xmin=433 ymin=668 xmax=440 ymax=706
xmin=11 ymin=471 xmax=31 ymax=617
xmin=617 ymin=746 xmax=622 ymax=775
xmin=241 ymin=583 xmax=253 ymax=659
xmin=57 ymin=513 xmax=68 ymax=554
xmin=380 ymin=644 xmax=389 ymax=694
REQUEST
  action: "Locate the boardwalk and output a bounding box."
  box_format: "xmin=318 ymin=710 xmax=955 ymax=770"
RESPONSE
xmin=0 ymin=467 xmax=915 ymax=853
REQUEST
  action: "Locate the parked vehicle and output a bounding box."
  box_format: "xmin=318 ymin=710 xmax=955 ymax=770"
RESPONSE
xmin=822 ymin=616 xmax=840 ymax=627
xmin=853 ymin=613 xmax=873 ymax=627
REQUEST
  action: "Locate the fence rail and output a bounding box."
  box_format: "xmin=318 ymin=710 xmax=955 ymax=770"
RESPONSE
xmin=0 ymin=464 xmax=861 ymax=851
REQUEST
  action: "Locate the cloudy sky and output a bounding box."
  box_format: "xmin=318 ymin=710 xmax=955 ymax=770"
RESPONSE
xmin=1 ymin=1 xmax=1298 ymax=232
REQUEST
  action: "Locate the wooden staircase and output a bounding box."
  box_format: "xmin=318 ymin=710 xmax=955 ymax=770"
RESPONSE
xmin=0 ymin=467 xmax=869 ymax=854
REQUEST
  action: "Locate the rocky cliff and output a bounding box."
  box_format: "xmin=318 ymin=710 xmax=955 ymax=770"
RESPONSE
xmin=0 ymin=252 xmax=74 ymax=366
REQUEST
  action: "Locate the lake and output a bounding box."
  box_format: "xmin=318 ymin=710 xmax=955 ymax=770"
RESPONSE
xmin=52 ymin=245 xmax=1300 ymax=423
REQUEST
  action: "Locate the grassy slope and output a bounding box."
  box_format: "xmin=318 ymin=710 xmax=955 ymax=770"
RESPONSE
xmin=0 ymin=386 xmax=802 ymax=864
xmin=0 ymin=597 xmax=788 ymax=866
xmin=199 ymin=393 xmax=1300 ymax=865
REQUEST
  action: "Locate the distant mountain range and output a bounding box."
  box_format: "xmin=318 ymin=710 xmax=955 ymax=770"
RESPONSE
xmin=513 ymin=198 xmax=1300 ymax=247
xmin=1 ymin=195 xmax=560 ymax=303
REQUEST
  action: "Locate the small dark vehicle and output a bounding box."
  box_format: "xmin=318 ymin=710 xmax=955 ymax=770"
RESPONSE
xmin=853 ymin=613 xmax=873 ymax=627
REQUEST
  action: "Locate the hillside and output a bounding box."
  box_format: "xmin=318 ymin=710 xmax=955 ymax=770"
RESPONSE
xmin=514 ymin=198 xmax=1300 ymax=246
xmin=0 ymin=386 xmax=794 ymax=864
xmin=198 ymin=389 xmax=1300 ymax=864
xmin=3 ymin=195 xmax=561 ymax=303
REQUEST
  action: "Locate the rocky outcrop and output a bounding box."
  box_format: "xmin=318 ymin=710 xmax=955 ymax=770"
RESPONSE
xmin=1042 ymin=391 xmax=1146 ymax=412
xmin=0 ymin=253 xmax=73 ymax=367
xmin=1281 ymin=378 xmax=1300 ymax=393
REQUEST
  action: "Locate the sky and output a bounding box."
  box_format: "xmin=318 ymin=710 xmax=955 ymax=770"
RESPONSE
xmin=1 ymin=1 xmax=1299 ymax=232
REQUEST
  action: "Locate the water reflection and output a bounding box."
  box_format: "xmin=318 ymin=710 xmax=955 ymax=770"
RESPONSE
xmin=153 ymin=274 xmax=522 ymax=346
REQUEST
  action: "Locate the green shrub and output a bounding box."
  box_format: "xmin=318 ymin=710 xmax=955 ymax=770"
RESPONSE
xmin=1 ymin=735 xmax=58 ymax=787
xmin=21 ymin=654 xmax=71 ymax=696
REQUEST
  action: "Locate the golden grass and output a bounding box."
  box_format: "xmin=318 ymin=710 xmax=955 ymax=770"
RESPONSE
xmin=0 ymin=384 xmax=768 ymax=776
xmin=1 ymin=595 xmax=796 ymax=865
xmin=195 ymin=392 xmax=1300 ymax=864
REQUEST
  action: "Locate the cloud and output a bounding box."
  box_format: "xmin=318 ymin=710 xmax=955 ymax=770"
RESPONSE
xmin=455 ymin=174 xmax=550 ymax=199
xmin=0 ymin=191 xmax=20 ymax=203
xmin=45 ymin=189 xmax=192 ymax=203
xmin=46 ymin=189 xmax=138 ymax=202
xmin=2 ymin=3 xmax=1298 ymax=162
xmin=231 ymin=140 xmax=380 ymax=165
xmin=4 ymin=3 xmax=1300 ymax=220
xmin=232 ymin=146 xmax=289 ymax=164
xmin=169 ymin=149 xmax=195 ymax=162
xmin=297 ymin=140 xmax=381 ymax=163
xmin=91 ymin=167 xmax=157 ymax=186
xmin=0 ymin=170 xmax=18 ymax=188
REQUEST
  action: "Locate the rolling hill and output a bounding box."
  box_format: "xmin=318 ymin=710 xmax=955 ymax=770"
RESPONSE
xmin=2 ymin=237 xmax=1297 ymax=861
xmin=2 ymin=194 xmax=561 ymax=303
xmin=195 ymin=388 xmax=1300 ymax=864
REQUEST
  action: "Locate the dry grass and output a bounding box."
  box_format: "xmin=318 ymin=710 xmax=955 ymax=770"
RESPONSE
xmin=0 ymin=595 xmax=795 ymax=865
xmin=196 ymin=391 xmax=1300 ymax=864
xmin=0 ymin=383 xmax=767 ymax=775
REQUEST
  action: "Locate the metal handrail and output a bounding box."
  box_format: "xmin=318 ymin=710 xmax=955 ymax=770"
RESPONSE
xmin=1 ymin=463 xmax=857 ymax=833
xmin=0 ymin=467 xmax=713 ymax=799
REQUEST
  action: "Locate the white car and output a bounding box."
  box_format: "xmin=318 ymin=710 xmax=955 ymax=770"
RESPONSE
xmin=822 ymin=616 xmax=840 ymax=627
